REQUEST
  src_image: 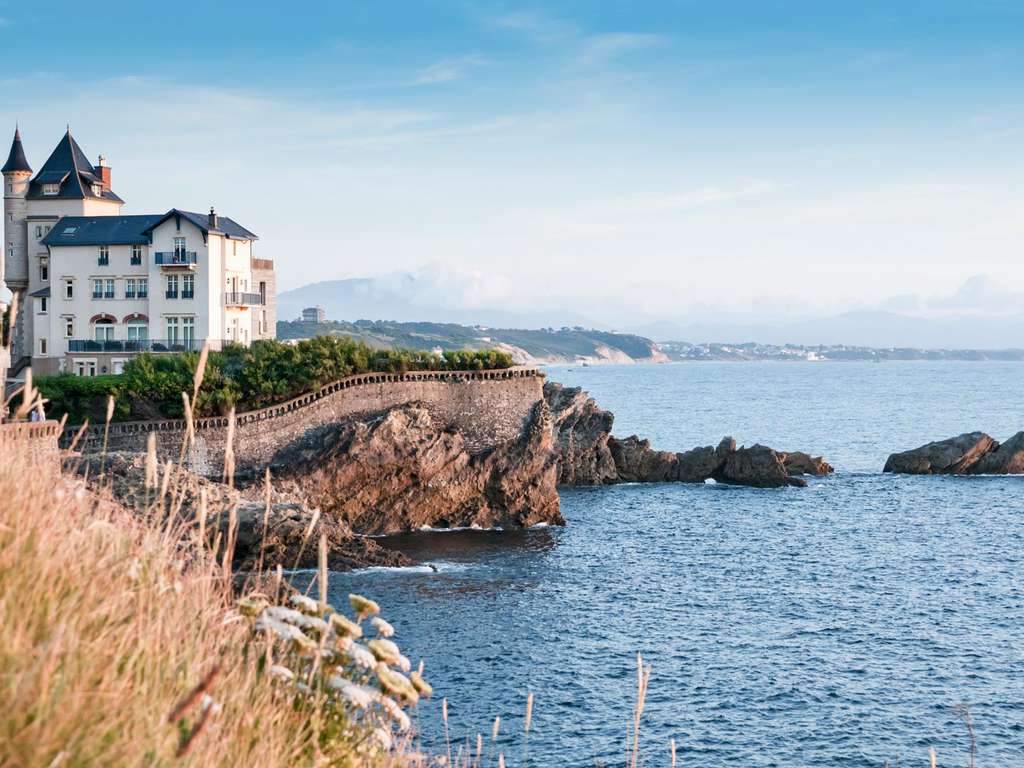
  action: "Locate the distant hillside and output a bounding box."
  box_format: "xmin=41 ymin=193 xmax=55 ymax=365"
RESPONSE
xmin=276 ymin=319 xmax=666 ymax=365
xmin=277 ymin=275 xmax=595 ymax=330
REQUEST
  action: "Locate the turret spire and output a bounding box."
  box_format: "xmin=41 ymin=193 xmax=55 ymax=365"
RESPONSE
xmin=1 ymin=126 xmax=31 ymax=174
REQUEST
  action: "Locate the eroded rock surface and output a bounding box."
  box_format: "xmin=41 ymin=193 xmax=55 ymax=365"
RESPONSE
xmin=72 ymin=453 xmax=408 ymax=571
xmin=545 ymin=382 xmax=831 ymax=488
xmin=272 ymin=401 xmax=563 ymax=535
xmin=884 ymin=431 xmax=1024 ymax=475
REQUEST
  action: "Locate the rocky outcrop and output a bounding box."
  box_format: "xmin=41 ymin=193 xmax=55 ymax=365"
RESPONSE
xmin=544 ymin=382 xmax=617 ymax=485
xmin=884 ymin=431 xmax=1024 ymax=475
xmin=544 ymin=382 xmax=832 ymax=488
xmin=271 ymin=401 xmax=563 ymax=535
xmin=72 ymin=453 xmax=408 ymax=571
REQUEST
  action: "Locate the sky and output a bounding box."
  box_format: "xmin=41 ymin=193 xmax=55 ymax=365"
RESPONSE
xmin=2 ymin=1 xmax=1024 ymax=331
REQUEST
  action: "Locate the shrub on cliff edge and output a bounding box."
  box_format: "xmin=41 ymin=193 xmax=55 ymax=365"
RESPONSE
xmin=36 ymin=338 xmax=515 ymax=422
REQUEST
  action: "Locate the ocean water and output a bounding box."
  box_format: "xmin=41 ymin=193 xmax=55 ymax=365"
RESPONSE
xmin=316 ymin=362 xmax=1024 ymax=766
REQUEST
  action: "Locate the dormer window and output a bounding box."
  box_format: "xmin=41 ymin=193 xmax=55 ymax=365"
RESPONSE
xmin=91 ymin=184 xmax=103 ymax=196
xmin=42 ymin=183 xmax=59 ymax=196
xmin=98 ymin=245 xmax=109 ymax=266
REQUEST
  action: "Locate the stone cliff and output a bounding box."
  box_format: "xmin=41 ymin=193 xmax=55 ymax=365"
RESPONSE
xmin=884 ymin=431 xmax=1024 ymax=475
xmin=270 ymin=401 xmax=563 ymax=535
xmin=544 ymin=382 xmax=833 ymax=488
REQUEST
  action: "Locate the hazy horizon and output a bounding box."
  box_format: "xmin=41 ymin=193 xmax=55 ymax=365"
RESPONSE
xmin=2 ymin=2 xmax=1023 ymax=341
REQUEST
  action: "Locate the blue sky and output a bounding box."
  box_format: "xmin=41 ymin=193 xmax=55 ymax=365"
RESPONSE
xmin=2 ymin=1 xmax=1024 ymax=324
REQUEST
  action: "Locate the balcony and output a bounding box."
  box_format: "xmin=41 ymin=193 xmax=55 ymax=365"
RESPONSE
xmin=224 ymin=292 xmax=265 ymax=306
xmin=68 ymin=338 xmax=223 ymax=354
xmin=154 ymin=251 xmax=197 ymax=267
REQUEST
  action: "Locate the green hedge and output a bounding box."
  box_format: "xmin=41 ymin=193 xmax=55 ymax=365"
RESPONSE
xmin=37 ymin=338 xmax=515 ymax=423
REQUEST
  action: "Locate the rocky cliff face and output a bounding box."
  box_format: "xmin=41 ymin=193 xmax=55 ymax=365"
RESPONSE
xmin=74 ymin=453 xmax=409 ymax=571
xmin=884 ymin=431 xmax=1024 ymax=475
xmin=272 ymin=401 xmax=563 ymax=535
xmin=544 ymin=382 xmax=832 ymax=488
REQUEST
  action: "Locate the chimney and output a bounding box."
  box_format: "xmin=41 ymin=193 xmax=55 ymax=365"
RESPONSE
xmin=97 ymin=155 xmax=111 ymax=189
xmin=208 ymin=206 xmax=219 ymax=229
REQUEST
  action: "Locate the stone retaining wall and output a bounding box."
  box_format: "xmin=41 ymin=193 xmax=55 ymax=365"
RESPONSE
xmin=62 ymin=368 xmax=544 ymax=477
xmin=1 ymin=420 xmax=61 ymax=471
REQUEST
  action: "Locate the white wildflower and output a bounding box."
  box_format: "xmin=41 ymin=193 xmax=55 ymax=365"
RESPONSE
xmin=371 ymin=727 xmax=393 ymax=751
xmin=268 ymin=665 xmax=295 ymax=683
xmin=396 ymin=654 xmax=412 ymax=673
xmin=371 ymin=617 xmax=394 ymax=637
xmin=327 ymin=677 xmax=375 ymax=708
xmin=200 ymin=694 xmax=221 ymax=716
xmin=348 ymin=642 xmax=377 ymax=670
xmin=378 ymin=694 xmax=412 ymax=732
xmin=377 ymin=665 xmax=419 ymax=704
xmin=367 ymin=638 xmax=401 ymax=665
xmin=289 ymin=593 xmax=320 ymax=615
xmin=329 ymin=613 xmax=363 ymax=639
xmin=349 ymin=593 xmax=380 ymax=618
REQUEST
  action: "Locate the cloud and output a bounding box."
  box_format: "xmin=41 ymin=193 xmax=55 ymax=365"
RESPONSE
xmin=927 ymin=274 xmax=1024 ymax=314
xmin=575 ymin=33 xmax=665 ymax=66
xmin=489 ymin=11 xmax=577 ymax=43
xmin=413 ymin=54 xmax=487 ymax=85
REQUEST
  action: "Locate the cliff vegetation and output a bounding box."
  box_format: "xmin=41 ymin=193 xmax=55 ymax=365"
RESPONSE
xmin=36 ymin=337 xmax=513 ymax=424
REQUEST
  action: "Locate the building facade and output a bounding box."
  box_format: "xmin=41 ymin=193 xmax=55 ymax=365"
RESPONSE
xmin=302 ymin=305 xmax=327 ymax=323
xmin=2 ymin=127 xmax=276 ymax=376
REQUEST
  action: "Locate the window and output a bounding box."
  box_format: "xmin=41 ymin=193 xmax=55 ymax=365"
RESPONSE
xmin=173 ymin=237 xmax=186 ymax=257
xmin=64 ymin=317 xmax=74 ymax=338
xmin=182 ymin=317 xmax=195 ymax=346
xmin=39 ymin=257 xmax=48 ymax=282
xmin=38 ymin=297 xmax=47 ymax=314
xmin=39 ymin=338 xmax=47 ymax=355
xmin=35 ymin=225 xmax=43 ymax=239
xmin=259 ymin=281 xmax=266 ymax=303
xmin=105 ymin=279 xmax=115 ymax=299
xmin=94 ymin=320 xmax=114 ymax=343
xmin=91 ymin=184 xmax=103 ymax=197
xmin=76 ymin=361 xmax=97 ymax=377
xmin=233 ymin=240 xmax=237 ymax=256
xmin=127 ymin=323 xmax=148 ymax=342
xmin=92 ymin=279 xmax=103 ymax=299
xmin=43 ymin=183 xmax=59 ymax=195
xmin=182 ymin=274 xmax=195 ymax=299
xmin=125 ymin=278 xmax=136 ymax=299
xmin=131 ymin=244 xmax=142 ymax=265
xmin=98 ymin=245 xmax=109 ymax=266
xmin=166 ymin=316 xmax=179 ymax=344
xmin=137 ymin=278 xmax=148 ymax=299
xmin=65 ymin=279 xmax=74 ymax=299
xmin=166 ymin=274 xmax=178 ymax=299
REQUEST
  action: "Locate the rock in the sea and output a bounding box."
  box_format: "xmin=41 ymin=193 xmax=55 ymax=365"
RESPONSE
xmin=714 ymin=444 xmax=807 ymax=488
xmin=970 ymin=431 xmax=1024 ymax=474
xmin=884 ymin=431 xmax=1024 ymax=475
xmin=780 ymin=451 xmax=834 ymax=476
xmin=272 ymin=401 xmax=563 ymax=535
xmin=543 ymin=381 xmax=830 ymax=488
xmin=544 ymin=381 xmax=618 ymax=485
xmin=883 ymin=432 xmax=998 ymax=475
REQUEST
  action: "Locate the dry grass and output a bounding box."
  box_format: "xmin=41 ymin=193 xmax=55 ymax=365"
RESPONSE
xmin=0 ymin=441 xmax=411 ymax=768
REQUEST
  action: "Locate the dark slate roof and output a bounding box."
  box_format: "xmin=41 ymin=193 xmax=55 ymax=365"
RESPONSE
xmin=1 ymin=128 xmax=31 ymax=173
xmin=41 ymin=215 xmax=164 ymax=246
xmin=30 ymin=286 xmax=51 ymax=298
xmin=27 ymin=129 xmax=123 ymax=203
xmin=141 ymin=208 xmax=258 ymax=240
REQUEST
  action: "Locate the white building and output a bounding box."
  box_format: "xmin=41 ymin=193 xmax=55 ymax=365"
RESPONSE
xmin=2 ymin=127 xmax=276 ymax=376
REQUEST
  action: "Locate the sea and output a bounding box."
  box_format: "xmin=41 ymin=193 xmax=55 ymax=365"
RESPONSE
xmin=313 ymin=362 xmax=1024 ymax=766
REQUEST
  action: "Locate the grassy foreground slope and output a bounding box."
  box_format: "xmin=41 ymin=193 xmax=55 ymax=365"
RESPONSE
xmin=0 ymin=445 xmax=421 ymax=768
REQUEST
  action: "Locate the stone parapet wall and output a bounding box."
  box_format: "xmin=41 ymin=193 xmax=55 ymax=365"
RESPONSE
xmin=63 ymin=367 xmax=545 ymax=477
xmin=1 ymin=420 xmax=61 ymax=471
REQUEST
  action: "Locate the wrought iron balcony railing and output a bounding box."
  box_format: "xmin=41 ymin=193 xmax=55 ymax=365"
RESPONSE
xmin=67 ymin=338 xmax=221 ymax=353
xmin=224 ymin=292 xmax=265 ymax=306
xmin=154 ymin=251 xmax=198 ymax=265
